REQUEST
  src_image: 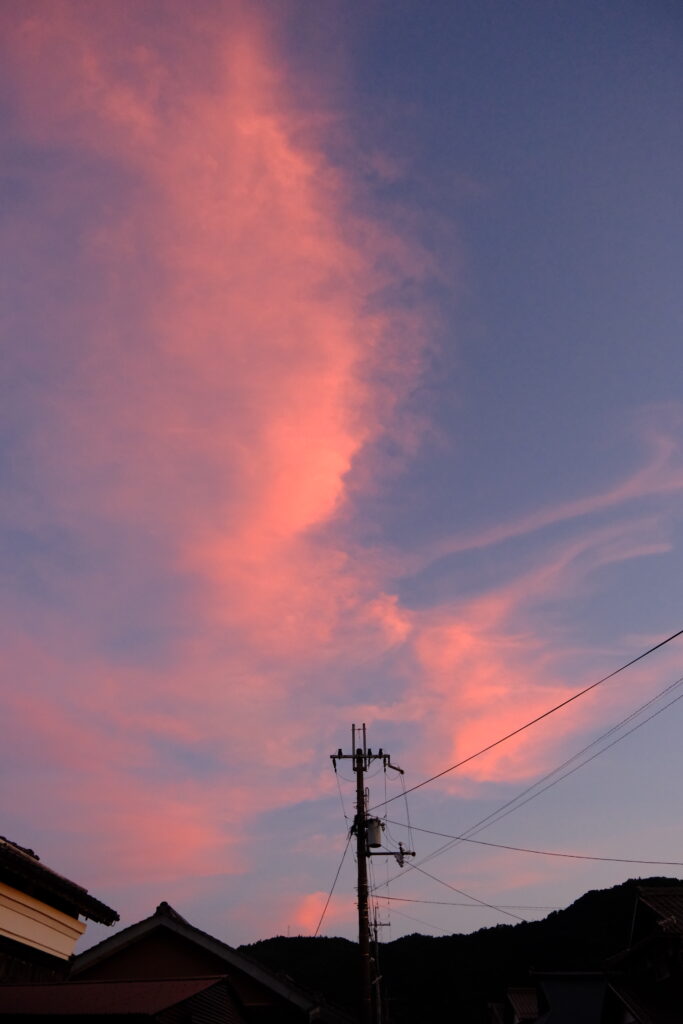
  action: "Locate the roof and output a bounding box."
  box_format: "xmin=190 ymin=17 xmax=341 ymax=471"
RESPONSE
xmin=609 ymin=976 xmax=683 ymax=1024
xmin=0 ymin=976 xmax=240 ymax=1016
xmin=72 ymin=902 xmax=355 ymax=1024
xmin=0 ymin=838 xmax=118 ymax=926
xmin=507 ymin=986 xmax=538 ymax=1019
xmin=637 ymin=887 xmax=683 ymax=935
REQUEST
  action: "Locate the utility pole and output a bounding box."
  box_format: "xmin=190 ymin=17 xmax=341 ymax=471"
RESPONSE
xmin=355 ymin=726 xmax=372 ymax=1024
xmin=331 ymin=724 xmax=412 ymax=1024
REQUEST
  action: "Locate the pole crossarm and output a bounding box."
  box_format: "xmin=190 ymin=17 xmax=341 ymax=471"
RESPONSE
xmin=330 ymin=724 xmax=410 ymax=1024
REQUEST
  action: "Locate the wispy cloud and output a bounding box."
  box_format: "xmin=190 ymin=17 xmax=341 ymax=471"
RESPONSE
xmin=0 ymin=0 xmax=430 ymax=893
xmin=1 ymin=1 xmax=682 ymax=936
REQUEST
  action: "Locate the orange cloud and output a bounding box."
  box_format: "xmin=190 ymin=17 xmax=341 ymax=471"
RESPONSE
xmin=290 ymin=890 xmax=356 ymax=936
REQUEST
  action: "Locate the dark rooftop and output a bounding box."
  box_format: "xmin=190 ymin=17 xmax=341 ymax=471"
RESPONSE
xmin=609 ymin=975 xmax=683 ymax=1024
xmin=0 ymin=976 xmax=236 ymax=1016
xmin=507 ymin=986 xmax=538 ymax=1020
xmin=72 ymin=901 xmax=357 ymax=1024
xmin=0 ymin=837 xmax=119 ymax=926
xmin=638 ymin=887 xmax=683 ymax=935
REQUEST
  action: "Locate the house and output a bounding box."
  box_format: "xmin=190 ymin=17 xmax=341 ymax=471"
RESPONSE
xmin=0 ymin=899 xmax=356 ymax=1020
xmin=602 ymin=886 xmax=683 ymax=1023
xmin=0 ymin=836 xmax=118 ymax=984
xmin=496 ymin=885 xmax=683 ymax=1024
xmin=69 ymin=899 xmax=355 ymax=1022
xmin=0 ymin=835 xmax=355 ymax=1021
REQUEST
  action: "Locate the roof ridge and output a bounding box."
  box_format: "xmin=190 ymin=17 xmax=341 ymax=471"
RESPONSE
xmin=70 ymin=905 xmax=357 ymax=1022
xmin=154 ymin=901 xmax=191 ymax=924
xmin=0 ymin=836 xmax=40 ymax=861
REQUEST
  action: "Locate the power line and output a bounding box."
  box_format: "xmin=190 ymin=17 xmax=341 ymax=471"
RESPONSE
xmin=370 ymin=627 xmax=683 ymax=811
xmin=313 ymin=831 xmax=352 ymax=937
xmin=400 ymin=772 xmax=415 ymax=856
xmin=382 ymin=896 xmax=560 ymax=909
xmin=407 ymin=862 xmax=526 ymax=922
xmin=335 ymin=766 xmax=351 ymax=822
xmin=386 ymin=905 xmax=453 ymax=935
xmin=372 ymin=673 xmax=683 ymax=891
xmin=384 ymin=819 xmax=683 ymax=867
xmin=452 ymin=683 xmax=683 ymax=851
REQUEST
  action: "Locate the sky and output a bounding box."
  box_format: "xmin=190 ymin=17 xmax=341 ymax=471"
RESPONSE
xmin=2 ymin=0 xmax=683 ymax=948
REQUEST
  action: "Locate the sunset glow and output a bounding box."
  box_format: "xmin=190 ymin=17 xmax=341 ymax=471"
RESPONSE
xmin=2 ymin=1 xmax=683 ymax=945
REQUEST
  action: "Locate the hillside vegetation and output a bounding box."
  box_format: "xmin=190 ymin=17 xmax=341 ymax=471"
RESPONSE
xmin=241 ymin=876 xmax=682 ymax=1022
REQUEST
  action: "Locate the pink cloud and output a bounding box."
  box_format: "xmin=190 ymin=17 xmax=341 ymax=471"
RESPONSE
xmin=2 ymin=1 xmax=683 ymax=942
xmin=361 ymin=512 xmax=678 ymax=786
xmin=1 ymin=0 xmax=429 ymax=660
xmin=289 ymin=890 xmax=356 ymax=936
xmin=0 ymin=0 xmax=433 ymax=897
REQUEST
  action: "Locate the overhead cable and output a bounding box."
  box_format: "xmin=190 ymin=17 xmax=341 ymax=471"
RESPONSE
xmin=435 ymin=678 xmax=683 ymax=861
xmin=372 ymin=672 xmax=683 ymax=891
xmin=313 ymin=831 xmax=352 ymax=937
xmin=406 ymin=862 xmax=526 ymax=922
xmin=386 ymin=905 xmax=453 ymax=935
xmin=370 ymin=626 xmax=683 ymax=811
xmin=384 ymin=819 xmax=683 ymax=866
xmin=382 ymin=896 xmax=560 ymax=909
xmin=335 ymin=767 xmax=351 ymax=822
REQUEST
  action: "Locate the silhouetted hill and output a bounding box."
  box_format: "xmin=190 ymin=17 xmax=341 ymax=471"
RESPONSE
xmin=240 ymin=876 xmax=683 ymax=1022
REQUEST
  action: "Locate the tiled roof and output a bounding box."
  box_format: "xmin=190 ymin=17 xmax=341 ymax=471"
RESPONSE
xmin=638 ymin=887 xmax=683 ymax=934
xmin=609 ymin=976 xmax=683 ymax=1024
xmin=0 ymin=837 xmax=118 ymax=926
xmin=0 ymin=975 xmax=242 ymax=1017
xmin=72 ymin=903 xmax=356 ymax=1024
xmin=507 ymin=986 xmax=538 ymax=1019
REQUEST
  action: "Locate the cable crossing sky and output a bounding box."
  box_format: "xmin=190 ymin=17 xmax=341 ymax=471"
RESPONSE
xmin=371 ymin=626 xmax=683 ymax=811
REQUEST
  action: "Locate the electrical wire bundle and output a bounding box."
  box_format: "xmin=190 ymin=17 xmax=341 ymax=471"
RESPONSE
xmin=317 ymin=629 xmax=683 ymax=934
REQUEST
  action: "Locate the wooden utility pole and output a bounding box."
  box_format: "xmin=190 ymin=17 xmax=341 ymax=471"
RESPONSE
xmin=331 ymin=724 xmax=408 ymax=1024
xmin=355 ymin=728 xmax=372 ymax=1024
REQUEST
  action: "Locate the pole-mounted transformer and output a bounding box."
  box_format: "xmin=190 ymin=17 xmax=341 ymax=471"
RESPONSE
xmin=331 ymin=725 xmax=414 ymax=1024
